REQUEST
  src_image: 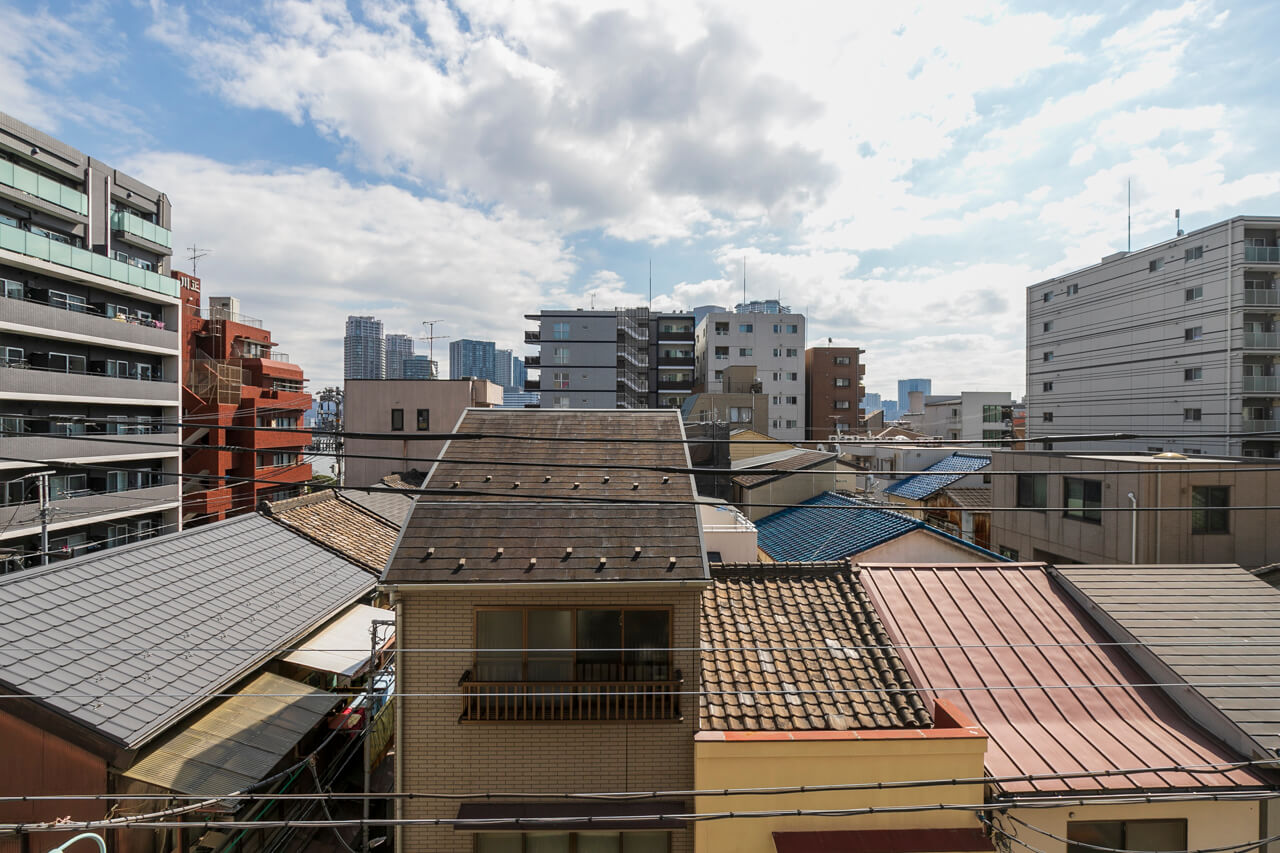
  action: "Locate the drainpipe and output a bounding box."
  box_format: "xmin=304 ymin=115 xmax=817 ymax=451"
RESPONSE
xmin=1226 ymin=218 xmax=1234 ymax=456
xmin=1127 ymin=492 xmax=1138 ymax=564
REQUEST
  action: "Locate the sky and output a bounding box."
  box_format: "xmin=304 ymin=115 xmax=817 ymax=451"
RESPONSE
xmin=4 ymin=0 xmax=1280 ymax=397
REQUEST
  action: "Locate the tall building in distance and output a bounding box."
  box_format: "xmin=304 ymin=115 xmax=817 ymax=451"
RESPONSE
xmin=863 ymin=392 xmax=883 ymax=414
xmin=898 ymin=378 xmax=932 ymax=408
xmin=511 ymin=356 xmax=526 ymax=392
xmin=805 ymin=346 xmax=864 ymax=438
xmin=180 ymin=276 xmax=312 ymax=527
xmin=344 ymin=315 xmax=384 ymax=379
xmin=0 ymin=111 xmax=182 ymax=569
xmin=449 ymin=338 xmax=498 ymax=382
xmin=495 ymin=347 xmax=513 ymax=388
xmin=694 ymin=304 xmax=806 ymax=440
xmin=402 ymin=355 xmax=438 ymax=379
xmin=1028 ymin=216 xmax=1280 ymax=457
xmin=384 ymin=333 xmax=415 ymax=379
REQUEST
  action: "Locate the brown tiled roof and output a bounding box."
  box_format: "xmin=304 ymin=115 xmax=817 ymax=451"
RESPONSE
xmin=264 ymin=491 xmax=399 ymax=575
xmin=381 ymin=471 xmax=427 ymax=489
xmin=939 ymin=487 xmax=991 ymax=510
xmin=731 ymin=450 xmax=836 ymax=489
xmin=700 ymin=561 xmax=930 ymax=731
xmin=384 ymin=409 xmax=708 ymax=584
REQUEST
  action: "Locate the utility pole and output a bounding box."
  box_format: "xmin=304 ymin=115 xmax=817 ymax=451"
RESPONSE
xmin=21 ymin=470 xmax=53 ymax=565
xmin=363 ymin=618 xmax=396 ymax=853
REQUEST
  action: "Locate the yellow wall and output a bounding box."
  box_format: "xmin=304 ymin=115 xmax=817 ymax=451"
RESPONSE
xmin=694 ymin=732 xmax=988 ymax=853
xmin=729 ymin=430 xmax=783 ymax=462
xmin=996 ymin=800 xmax=1261 ymax=853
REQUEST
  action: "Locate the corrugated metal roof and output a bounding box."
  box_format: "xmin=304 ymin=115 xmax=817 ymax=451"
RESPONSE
xmin=860 ymin=564 xmax=1267 ymax=794
xmin=123 ymin=672 xmax=336 ymax=795
xmin=282 ymin=603 xmax=395 ymax=677
xmin=882 ymin=453 xmax=989 ymax=501
xmin=1055 ymin=564 xmax=1280 ymax=756
xmin=0 ymin=514 xmax=373 ymax=748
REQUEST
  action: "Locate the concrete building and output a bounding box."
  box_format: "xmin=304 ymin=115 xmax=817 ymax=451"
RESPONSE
xmin=342 ymin=378 xmax=502 ymax=486
xmin=344 ymin=315 xmax=384 ymax=380
xmin=695 ymin=306 xmax=806 ymax=441
xmin=180 ymin=276 xmax=312 ymax=526
xmin=988 ymin=449 xmax=1280 ymax=568
xmin=384 ymin=333 xmax=414 ymax=379
xmin=523 ymin=308 xmax=695 ymax=409
xmin=1027 ymin=216 xmax=1280 ymax=457
xmin=401 ymin=355 xmax=437 ymax=379
xmin=680 ymin=365 xmax=769 ymax=432
xmin=921 ymin=391 xmax=1015 ymax=443
xmin=805 ymin=345 xmax=864 ymax=438
xmin=0 ymin=112 xmax=182 ymax=569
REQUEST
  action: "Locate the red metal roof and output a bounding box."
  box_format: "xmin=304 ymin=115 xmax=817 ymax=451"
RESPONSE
xmin=859 ymin=564 xmax=1266 ymax=794
xmin=772 ymin=828 xmax=994 ymax=853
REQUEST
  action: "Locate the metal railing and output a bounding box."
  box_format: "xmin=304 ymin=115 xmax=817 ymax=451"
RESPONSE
xmin=1243 ymin=376 xmax=1280 ymax=393
xmin=0 ymin=222 xmax=177 ymax=297
xmin=460 ymin=671 xmax=682 ymax=722
xmin=268 ymin=351 xmax=290 ymax=362
xmin=1242 ymin=419 xmax=1280 ymax=434
xmin=200 ymin=307 xmax=263 ymax=328
xmin=110 ymin=209 xmax=172 ymax=249
xmin=1246 ymin=246 xmax=1280 ymax=263
xmin=1244 ymin=332 xmax=1280 ymax=349
xmin=1245 ymin=289 xmax=1280 ymax=306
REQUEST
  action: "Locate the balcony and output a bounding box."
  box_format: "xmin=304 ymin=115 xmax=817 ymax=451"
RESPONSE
xmin=110 ymin=210 xmax=172 ymax=251
xmin=0 ymin=159 xmax=87 ymax=215
xmin=184 ymin=485 xmax=235 ymax=517
xmin=1244 ymin=332 xmax=1280 ymax=349
xmin=199 ymin=307 xmax=263 ymax=328
xmin=5 ymin=430 xmax=178 ymax=463
xmin=268 ymin=351 xmax=290 ymax=363
xmin=0 ymin=364 xmax=178 ymax=403
xmin=657 ymin=327 xmax=695 ymax=342
xmin=0 ymin=483 xmax=177 ymax=535
xmin=1246 ymin=246 xmax=1280 ymax=264
xmin=246 ymin=425 xmax=312 ymax=450
xmin=1243 ymin=420 xmax=1280 ymax=434
xmin=0 ymin=294 xmax=175 ymax=349
xmin=525 ymin=330 xmax=541 ymax=343
xmin=658 ymin=378 xmax=694 ymax=391
xmin=524 ymin=355 xmax=541 ymax=367
xmin=459 ymin=671 xmax=683 ymax=722
xmin=1244 ymin=376 xmax=1280 ymax=393
xmin=0 ymin=222 xmax=178 ymax=298
xmin=657 ymin=356 xmax=695 ymax=367
xmin=1245 ymin=290 xmax=1280 ymax=306
xmin=525 ymin=377 xmax=542 ymax=391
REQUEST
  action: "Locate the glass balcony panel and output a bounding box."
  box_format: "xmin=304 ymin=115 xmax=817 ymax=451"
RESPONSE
xmin=0 ymin=160 xmax=88 ymax=214
xmin=110 ymin=210 xmax=172 ymax=249
xmin=1246 ymin=246 xmax=1280 ymax=263
xmin=0 ymin=222 xmax=175 ymax=297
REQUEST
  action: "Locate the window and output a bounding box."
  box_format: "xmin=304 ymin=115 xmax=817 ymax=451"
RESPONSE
xmin=551 ymin=322 xmax=570 ymax=340
xmin=1192 ymin=486 xmax=1229 ymax=534
xmin=552 ymin=395 xmax=570 ymax=408
xmin=1184 ymin=408 xmax=1202 ymax=421
xmin=2 ymin=346 xmax=22 ymax=365
xmin=783 ymin=395 xmax=797 ymax=405
xmin=1043 ymin=320 xmax=1054 ymax=332
xmin=416 ymin=409 xmax=430 ymax=430
xmin=998 ymin=546 xmax=1019 ymax=560
xmin=1184 ymin=326 xmax=1202 ymax=341
xmin=1067 ymin=820 xmax=1185 ymax=853
xmin=786 ymin=348 xmax=799 ymax=357
xmin=1063 ymin=477 xmax=1102 ymax=523
xmin=1149 ymin=258 xmax=1164 ymax=272
xmin=1042 ymin=290 xmax=1054 ymax=303
xmin=390 ymin=408 xmax=404 ymax=431
xmin=552 ymin=371 xmax=570 ymax=390
xmin=714 ymin=347 xmax=729 ymax=360
xmin=714 ymin=322 xmax=729 ymax=335
xmin=1043 ymin=381 xmax=1054 ymax=392
xmin=1181 ymin=448 xmax=1203 ymax=455
xmin=1042 ymin=412 xmax=1054 ymax=422
xmin=738 ymin=323 xmax=753 ymax=333
xmin=712 ymin=370 xmax=723 ymax=381
xmin=135 ymin=363 xmax=153 ymax=381
xmin=1043 ymin=351 xmax=1054 ymax=362
xmin=834 ymin=355 xmax=850 ymax=365
xmin=552 ymin=347 xmax=570 ymax=365
xmin=475 ymin=831 xmax=670 ymax=852
xmin=785 ymin=324 xmax=798 ymax=334
xmin=785 ymin=419 xmax=798 ymax=428
xmin=1185 ymin=286 xmax=1203 ymax=301
xmin=982 ymin=430 xmax=1004 ymax=441
xmin=727 ymin=406 xmax=752 ymax=423
xmin=772 ymin=348 xmax=783 ymax=357
xmin=834 ymin=400 xmax=850 ymax=409
xmin=834 ymin=377 xmax=851 ymax=388
xmin=738 ymin=348 xmax=752 ymax=357
xmin=49 ymin=291 xmax=88 ymax=313
xmin=476 ymin=608 xmax=671 ymax=682
xmin=49 ymin=353 xmax=87 ymax=373
xmin=1184 ymin=367 xmax=1202 ymax=381
xmin=982 ymin=405 xmax=1001 ymax=423
xmin=1 ymin=278 xmax=21 ymax=299
xmin=1185 ymin=245 xmax=1203 ymax=261
xmin=1066 ymin=283 xmax=1079 ymax=295
xmin=786 ymin=372 xmax=798 ymax=381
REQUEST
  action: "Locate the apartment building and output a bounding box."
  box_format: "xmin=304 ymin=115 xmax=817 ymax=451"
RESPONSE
xmin=921 ymin=391 xmax=1015 ymax=443
xmin=1027 ymin=216 xmax=1280 ymax=456
xmin=344 ymin=315 xmax=384 ymax=379
xmin=695 ymin=303 xmax=806 ymax=441
xmin=384 ymin=333 xmax=415 ymax=379
xmin=0 ymin=112 xmax=181 ymax=569
xmin=523 ymin=308 xmax=696 ymax=409
xmin=805 ymin=345 xmax=864 ymax=438
xmin=988 ymin=449 xmax=1280 ymax=568
xmin=180 ymin=280 xmax=312 ymax=526
xmin=401 ymin=355 xmax=437 ymax=379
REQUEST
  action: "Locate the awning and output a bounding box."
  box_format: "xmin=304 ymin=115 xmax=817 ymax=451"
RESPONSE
xmin=123 ymin=672 xmax=338 ymax=796
xmin=454 ymin=801 xmax=689 ymax=831
xmin=282 ymin=603 xmax=395 ymax=678
xmin=772 ymin=829 xmax=995 ymax=853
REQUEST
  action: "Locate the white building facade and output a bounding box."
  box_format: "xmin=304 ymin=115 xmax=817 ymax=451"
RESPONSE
xmin=695 ymin=307 xmax=806 ymax=441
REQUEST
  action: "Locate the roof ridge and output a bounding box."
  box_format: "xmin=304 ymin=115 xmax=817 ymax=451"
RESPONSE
xmin=262 ymin=489 xmax=339 ymax=514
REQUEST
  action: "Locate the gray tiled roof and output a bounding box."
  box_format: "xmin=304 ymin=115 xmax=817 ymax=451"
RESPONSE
xmin=0 ymin=514 xmax=374 ymax=749
xmin=1055 ymin=564 xmax=1280 ymax=755
xmin=339 ymin=488 xmax=415 ymax=525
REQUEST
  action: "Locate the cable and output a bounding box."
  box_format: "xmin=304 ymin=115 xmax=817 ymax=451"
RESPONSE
xmin=1004 ymin=812 xmax=1280 ymax=853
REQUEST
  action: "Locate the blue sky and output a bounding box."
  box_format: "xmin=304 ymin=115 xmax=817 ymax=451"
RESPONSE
xmin=5 ymin=0 xmax=1280 ymax=395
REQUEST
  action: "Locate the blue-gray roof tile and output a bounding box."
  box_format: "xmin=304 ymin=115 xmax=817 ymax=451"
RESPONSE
xmin=881 ymin=452 xmax=990 ymax=501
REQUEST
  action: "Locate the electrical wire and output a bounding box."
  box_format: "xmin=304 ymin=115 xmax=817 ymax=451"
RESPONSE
xmin=1003 ymin=812 xmax=1280 ymax=853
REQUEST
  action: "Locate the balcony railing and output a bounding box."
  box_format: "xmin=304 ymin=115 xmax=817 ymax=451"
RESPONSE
xmin=1246 ymin=246 xmax=1280 ymax=263
xmin=1244 ymin=332 xmax=1280 ymax=349
xmin=525 ymin=330 xmax=541 ymax=343
xmin=1242 ymin=419 xmax=1280 ymax=434
xmin=459 ymin=671 xmax=682 ymax=722
xmin=199 ymin=307 xmax=263 ymax=328
xmin=1244 ymin=376 xmax=1280 ymax=393
xmin=0 ymin=222 xmax=177 ymax=297
xmin=1245 ymin=290 xmax=1280 ymax=306
xmin=268 ymin=351 xmax=290 ymax=362
xmin=0 ymin=159 xmax=87 ymax=215
xmin=110 ymin=210 xmax=173 ymax=249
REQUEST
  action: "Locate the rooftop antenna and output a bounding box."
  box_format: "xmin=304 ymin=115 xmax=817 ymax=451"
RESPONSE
xmin=648 ymin=258 xmax=652 ymax=309
xmin=1127 ymin=181 xmax=1131 ymax=252
xmin=743 ymin=257 xmax=747 ymax=306
xmin=1176 ymin=208 xmax=1184 ymax=237
xmin=589 ymin=289 xmax=596 ymax=310
xmin=187 ymin=244 xmax=210 ymax=276
xmin=419 ymin=320 xmax=450 ymax=365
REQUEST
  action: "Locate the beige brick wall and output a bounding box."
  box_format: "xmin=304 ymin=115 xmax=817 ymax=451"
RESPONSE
xmin=395 ymin=584 xmax=704 ymax=853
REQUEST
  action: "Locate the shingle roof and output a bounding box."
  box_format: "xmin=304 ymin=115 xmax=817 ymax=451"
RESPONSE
xmin=701 ymin=562 xmax=930 ymax=731
xmin=882 ymin=453 xmax=989 ymax=501
xmin=754 ymin=492 xmax=1001 ymax=562
xmin=381 ymin=471 xmax=426 ymax=490
xmin=0 ymin=514 xmax=373 ymax=748
xmin=940 ymin=488 xmax=992 ymax=510
xmin=731 ymin=449 xmax=836 ymax=489
xmin=383 ymin=409 xmax=708 ymax=584
xmin=861 ymin=564 xmax=1267 ymax=794
xmin=1055 ymin=564 xmax=1280 ymax=755
xmin=264 ymin=491 xmax=400 ymax=574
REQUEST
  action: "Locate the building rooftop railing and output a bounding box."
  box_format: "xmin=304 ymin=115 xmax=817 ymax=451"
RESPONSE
xmin=200 ymin=307 xmax=264 ymax=328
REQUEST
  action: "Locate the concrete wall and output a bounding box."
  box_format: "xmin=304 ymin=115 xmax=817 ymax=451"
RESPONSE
xmin=856 ymin=528 xmax=990 ymax=563
xmin=999 ymin=800 xmax=1260 ymax=853
xmin=736 ymin=462 xmax=838 ymax=522
xmin=536 ymin=312 xmax=620 ymax=409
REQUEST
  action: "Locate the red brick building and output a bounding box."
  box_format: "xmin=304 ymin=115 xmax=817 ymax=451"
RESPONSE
xmin=804 ymin=345 xmax=865 ymax=439
xmin=178 ymin=272 xmax=312 ymax=525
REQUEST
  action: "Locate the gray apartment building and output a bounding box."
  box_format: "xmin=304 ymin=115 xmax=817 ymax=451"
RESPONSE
xmin=523 ymin=307 xmax=695 ymax=409
xmin=344 ymin=315 xmax=384 ymax=379
xmin=694 ymin=301 xmax=806 ymax=441
xmin=1027 ymin=216 xmax=1280 ymax=457
xmin=384 ymin=332 xmax=415 ymax=379
xmin=0 ymin=112 xmax=182 ymax=569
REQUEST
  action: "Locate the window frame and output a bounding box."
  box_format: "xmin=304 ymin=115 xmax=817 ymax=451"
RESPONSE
xmin=1063 ymin=477 xmax=1103 ymax=524
xmin=1016 ymin=474 xmax=1048 ymax=510
xmin=1191 ymin=485 xmax=1230 ymax=534
xmin=416 ymin=409 xmax=430 ymax=431
xmin=390 ymin=408 xmax=404 ymax=431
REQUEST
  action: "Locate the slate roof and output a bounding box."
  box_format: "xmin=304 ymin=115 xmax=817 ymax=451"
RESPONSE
xmin=754 ymin=492 xmax=1002 ymax=562
xmin=264 ymin=491 xmax=400 ymax=574
xmin=861 ymin=564 xmax=1267 ymax=794
xmin=1055 ymin=564 xmax=1280 ymax=755
xmin=701 ymin=562 xmax=930 ymax=731
xmin=882 ymin=453 xmax=989 ymax=501
xmin=731 ymin=449 xmax=836 ymax=489
xmin=383 ymin=409 xmax=708 ymax=584
xmin=0 ymin=514 xmax=373 ymax=748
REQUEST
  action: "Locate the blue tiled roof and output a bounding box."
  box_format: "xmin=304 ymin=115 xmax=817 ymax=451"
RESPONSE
xmin=882 ymin=452 xmax=990 ymax=501
xmin=755 ymin=491 xmax=1005 ymax=562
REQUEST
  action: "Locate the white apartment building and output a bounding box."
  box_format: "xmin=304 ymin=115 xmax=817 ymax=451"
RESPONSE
xmin=1027 ymin=216 xmax=1280 ymax=457
xmin=0 ymin=112 xmax=182 ymax=570
xmin=694 ymin=305 xmax=806 ymax=441
xmin=921 ymin=391 xmax=1014 ymax=443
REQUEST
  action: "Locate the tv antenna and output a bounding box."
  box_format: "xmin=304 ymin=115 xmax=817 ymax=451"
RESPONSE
xmin=419 ymin=320 xmax=450 ymax=364
xmin=187 ymin=244 xmax=211 ymax=276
